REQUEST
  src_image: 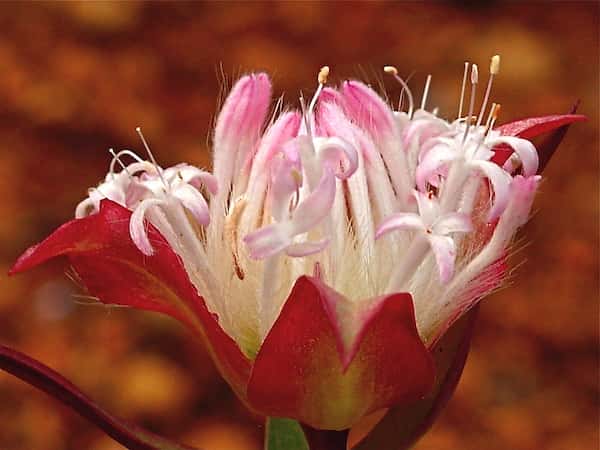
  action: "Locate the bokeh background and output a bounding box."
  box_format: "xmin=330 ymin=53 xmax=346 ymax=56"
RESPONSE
xmin=0 ymin=2 xmax=597 ymax=450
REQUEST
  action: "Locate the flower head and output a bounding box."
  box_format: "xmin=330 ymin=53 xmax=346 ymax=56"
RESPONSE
xmin=11 ymin=59 xmax=585 ymax=434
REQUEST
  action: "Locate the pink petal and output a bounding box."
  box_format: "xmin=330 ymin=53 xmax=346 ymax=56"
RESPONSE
xmin=250 ymin=111 xmax=302 ymax=176
xmin=214 ymin=73 xmax=272 ymax=145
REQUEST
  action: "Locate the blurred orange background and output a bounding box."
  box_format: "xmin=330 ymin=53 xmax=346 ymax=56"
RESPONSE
xmin=0 ymin=2 xmax=597 ymax=450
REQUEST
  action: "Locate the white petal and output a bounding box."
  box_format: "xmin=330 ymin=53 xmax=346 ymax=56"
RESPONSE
xmin=489 ymin=135 xmax=539 ymax=176
xmin=129 ymin=199 xmax=164 ymax=256
xmin=375 ymin=213 xmax=425 ymax=239
xmin=416 ymin=144 xmax=456 ymax=191
xmin=414 ymin=190 xmax=441 ymax=227
xmin=433 ymin=213 xmax=473 ymax=235
xmin=243 ymin=222 xmax=292 ymax=260
xmin=427 ymin=234 xmax=456 ymax=284
xmin=171 ymin=184 xmax=210 ymax=226
xmin=289 ymin=169 xmax=336 ymax=235
xmin=316 ymin=136 xmax=359 ymax=180
xmin=472 ymin=160 xmax=512 ymax=221
xmin=178 ymin=166 xmax=219 ymax=195
xmin=285 ymin=238 xmax=330 ymax=257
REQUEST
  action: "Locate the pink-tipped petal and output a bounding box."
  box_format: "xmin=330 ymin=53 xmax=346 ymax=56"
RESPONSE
xmin=340 ymin=80 xmax=396 ymax=138
xmin=375 ymin=213 xmax=425 ymax=239
xmin=251 ymin=111 xmax=302 ymax=174
xmin=427 ymin=234 xmax=456 ymax=284
xmin=214 ymin=73 xmax=272 ymax=144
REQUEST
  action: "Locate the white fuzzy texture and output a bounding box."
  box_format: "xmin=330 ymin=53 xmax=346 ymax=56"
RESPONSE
xmin=76 ymin=75 xmax=541 ymax=355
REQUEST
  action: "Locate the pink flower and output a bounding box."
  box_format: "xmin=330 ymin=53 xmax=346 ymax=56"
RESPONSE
xmin=10 ymin=60 xmax=585 ymax=443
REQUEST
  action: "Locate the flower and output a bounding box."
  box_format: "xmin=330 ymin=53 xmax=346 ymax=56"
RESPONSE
xmin=10 ymin=59 xmax=585 ymax=437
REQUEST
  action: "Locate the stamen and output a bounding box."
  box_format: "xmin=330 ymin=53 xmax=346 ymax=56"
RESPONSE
xmin=485 ymin=103 xmax=501 ymax=135
xmin=308 ymin=65 xmax=330 ymax=117
xmin=462 ymin=64 xmax=478 ymax=143
xmin=384 ymin=65 xmax=415 ymax=117
xmin=458 ymin=62 xmax=469 ymax=119
xmin=136 ymin=126 xmax=167 ymax=188
xmin=225 ymin=196 xmax=247 ymax=280
xmin=476 ymin=55 xmax=500 ymax=127
xmin=420 ymin=74 xmax=432 ymax=111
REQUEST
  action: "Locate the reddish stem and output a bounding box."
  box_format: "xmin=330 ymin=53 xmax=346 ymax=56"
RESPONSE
xmin=0 ymin=344 xmax=197 ymax=450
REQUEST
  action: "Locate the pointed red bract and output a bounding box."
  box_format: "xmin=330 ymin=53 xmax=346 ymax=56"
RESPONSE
xmin=10 ymin=200 xmax=251 ymax=397
xmin=492 ymin=113 xmax=586 ymax=166
xmin=247 ymin=276 xmax=434 ymax=431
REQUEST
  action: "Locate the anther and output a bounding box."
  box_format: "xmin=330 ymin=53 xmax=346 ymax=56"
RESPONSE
xmin=476 ymin=54 xmax=500 ymax=127
xmin=318 ymin=66 xmax=330 ymax=85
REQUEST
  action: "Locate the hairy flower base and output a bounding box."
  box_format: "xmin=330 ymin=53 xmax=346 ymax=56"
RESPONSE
xmin=11 ymin=200 xmax=434 ymax=430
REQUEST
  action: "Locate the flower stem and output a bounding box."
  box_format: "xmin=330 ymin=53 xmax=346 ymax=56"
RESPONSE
xmin=0 ymin=344 xmax=197 ymax=450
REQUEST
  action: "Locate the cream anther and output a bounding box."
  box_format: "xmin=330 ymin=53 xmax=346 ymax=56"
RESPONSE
xmin=477 ymin=55 xmax=501 ymax=127
xmin=490 ymin=54 xmax=501 ymax=75
xmin=318 ymin=66 xmax=330 ymax=85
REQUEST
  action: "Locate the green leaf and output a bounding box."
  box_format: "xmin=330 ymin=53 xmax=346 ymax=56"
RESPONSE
xmin=265 ymin=417 xmax=309 ymax=450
